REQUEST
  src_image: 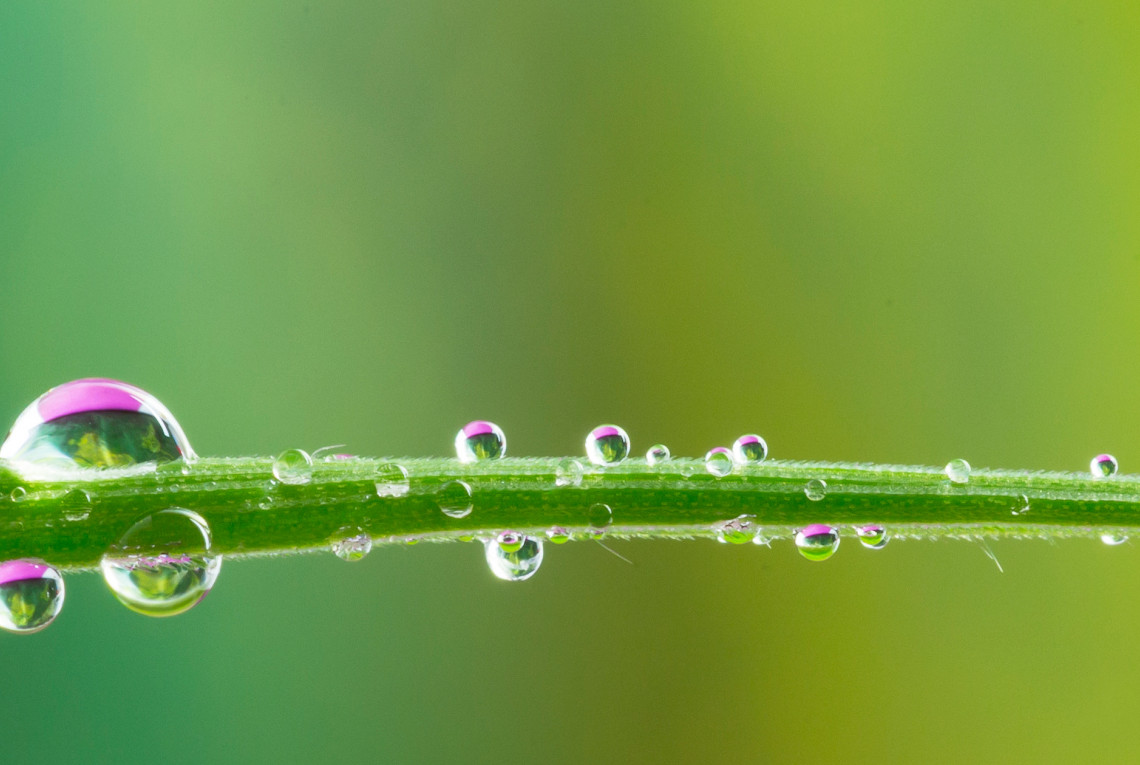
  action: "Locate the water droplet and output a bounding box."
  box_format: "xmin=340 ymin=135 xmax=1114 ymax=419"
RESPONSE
xmin=100 ymin=508 xmax=221 ymax=618
xmin=495 ymin=531 xmax=525 ymax=553
xmin=732 ymin=434 xmax=768 ymax=464
xmin=945 ymin=459 xmax=971 ymax=485
xmin=0 ymin=560 xmax=64 ymax=634
xmin=585 ymin=425 xmax=630 ymax=467
xmin=485 ymin=535 xmax=544 ymax=581
xmin=705 ymin=447 xmax=734 ymax=477
xmin=455 ymin=421 xmax=506 ymax=463
xmin=804 ymin=478 xmax=827 ymax=501
xmin=1102 ymin=533 xmax=1128 ymax=546
xmin=1012 ymin=494 xmax=1030 ymax=516
xmin=716 ymin=515 xmax=756 ymax=544
xmin=856 ymin=525 xmax=888 ymax=549
xmin=1091 ymin=453 xmax=1119 ymax=479
xmin=331 ymin=529 xmax=372 ymax=561
xmin=9 ymin=487 xmax=27 ymax=503
xmin=555 ymin=458 xmax=585 ymax=487
xmin=0 ymin=378 xmax=195 ymax=478
xmin=272 ymin=448 xmax=313 ymax=485
xmin=587 ymin=503 xmax=613 ymax=539
xmin=646 ymin=444 xmax=671 ymax=466
xmin=375 ymin=463 xmax=410 ymax=497
xmin=546 ymin=526 xmax=571 ymax=544
xmin=436 ymin=480 xmax=473 ymax=519
xmin=795 ymin=524 xmax=840 ymax=561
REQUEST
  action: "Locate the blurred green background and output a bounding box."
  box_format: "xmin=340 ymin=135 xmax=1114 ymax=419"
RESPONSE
xmin=3 ymin=2 xmax=1140 ymax=762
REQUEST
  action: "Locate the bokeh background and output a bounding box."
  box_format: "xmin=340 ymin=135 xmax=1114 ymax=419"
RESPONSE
xmin=3 ymin=2 xmax=1140 ymax=762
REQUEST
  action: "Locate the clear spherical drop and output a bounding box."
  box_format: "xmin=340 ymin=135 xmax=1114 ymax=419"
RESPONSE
xmin=585 ymin=425 xmax=630 ymax=467
xmin=1012 ymin=494 xmax=1030 ymax=516
xmin=705 ymin=447 xmax=734 ymax=477
xmin=1102 ymin=533 xmax=1128 ymax=546
xmin=555 ymin=458 xmax=585 ymax=487
xmin=856 ymin=525 xmax=888 ymax=550
xmin=0 ymin=560 xmax=64 ymax=634
xmin=436 ymin=480 xmax=473 ymax=519
xmin=716 ymin=515 xmax=757 ymax=544
xmin=945 ymin=459 xmax=971 ymax=485
xmin=455 ymin=421 xmax=506 ymax=463
xmin=1091 ymin=454 xmax=1119 ymax=479
xmin=732 ymin=434 xmax=768 ymax=465
xmin=100 ymin=508 xmax=221 ymax=618
xmin=646 ymin=444 xmax=671 ymax=466
xmin=587 ymin=502 xmax=613 ymax=539
xmin=804 ymin=478 xmax=827 ymax=501
xmin=331 ymin=529 xmax=372 ymax=562
xmin=546 ymin=526 xmax=571 ymax=544
xmin=495 ymin=530 xmax=525 ymax=554
xmin=0 ymin=378 xmax=195 ymax=479
xmin=485 ymin=536 xmax=544 ymax=581
xmin=375 ymin=463 xmax=410 ymax=497
xmin=795 ymin=524 xmax=840 ymax=561
xmin=272 ymin=448 xmax=313 ymax=485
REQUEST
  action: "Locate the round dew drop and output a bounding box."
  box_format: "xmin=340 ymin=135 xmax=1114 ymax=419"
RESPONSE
xmin=555 ymin=458 xmax=585 ymax=488
xmin=856 ymin=525 xmax=888 ymax=550
xmin=795 ymin=524 xmax=840 ymax=561
xmin=546 ymin=526 xmax=572 ymax=544
xmin=0 ymin=560 xmax=65 ymax=634
xmin=495 ymin=531 xmax=525 ymax=554
xmin=804 ymin=478 xmax=827 ymax=501
xmin=646 ymin=444 xmax=671 ymax=466
xmin=716 ymin=515 xmax=757 ymax=545
xmin=485 ymin=536 xmax=544 ymax=581
xmin=704 ymin=447 xmax=734 ymax=477
xmin=945 ymin=459 xmax=971 ymax=485
xmin=272 ymin=448 xmax=313 ymax=485
xmin=585 ymin=425 xmax=630 ymax=467
xmin=587 ymin=503 xmax=613 ymax=539
xmin=1102 ymin=533 xmax=1128 ymax=546
xmin=1090 ymin=454 xmax=1118 ymax=479
xmin=732 ymin=434 xmax=768 ymax=465
xmin=331 ymin=530 xmax=372 ymax=562
xmin=436 ymin=480 xmax=474 ymax=519
xmin=375 ymin=463 xmax=410 ymax=497
xmin=455 ymin=421 xmax=506 ymax=463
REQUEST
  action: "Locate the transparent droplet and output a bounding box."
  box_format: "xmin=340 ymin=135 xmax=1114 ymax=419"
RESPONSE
xmin=100 ymin=508 xmax=221 ymax=618
xmin=546 ymin=526 xmax=571 ymax=544
xmin=272 ymin=448 xmax=313 ymax=485
xmin=1102 ymin=533 xmax=1128 ymax=546
xmin=375 ymin=463 xmax=410 ymax=497
xmin=0 ymin=378 xmax=195 ymax=479
xmin=455 ymin=421 xmax=506 ymax=463
xmin=804 ymin=478 xmax=828 ymax=501
xmin=646 ymin=444 xmax=671 ymax=466
xmin=795 ymin=524 xmax=840 ymax=561
xmin=484 ymin=535 xmax=544 ymax=581
xmin=585 ymin=425 xmax=630 ymax=467
xmin=495 ymin=530 xmax=525 ymax=554
xmin=1091 ymin=454 xmax=1119 ymax=479
xmin=856 ymin=524 xmax=888 ymax=550
xmin=705 ymin=447 xmax=734 ymax=477
xmin=1012 ymin=494 xmax=1030 ymax=516
xmin=587 ymin=502 xmax=613 ymax=539
xmin=716 ymin=515 xmax=757 ymax=544
xmin=0 ymin=560 xmax=64 ymax=634
xmin=555 ymin=458 xmax=585 ymax=487
xmin=331 ymin=528 xmax=372 ymax=561
xmin=436 ymin=480 xmax=473 ymax=519
xmin=945 ymin=459 xmax=971 ymax=485
xmin=9 ymin=487 xmax=27 ymax=503
xmin=732 ymin=434 xmax=768 ymax=464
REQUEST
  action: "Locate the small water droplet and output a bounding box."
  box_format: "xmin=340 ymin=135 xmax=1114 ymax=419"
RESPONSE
xmin=705 ymin=447 xmax=734 ymax=477
xmin=1091 ymin=454 xmax=1119 ymax=479
xmin=1012 ymin=494 xmax=1030 ymax=516
xmin=646 ymin=444 xmax=671 ymax=466
xmin=272 ymin=448 xmax=313 ymax=485
xmin=100 ymin=508 xmax=221 ymax=618
xmin=587 ymin=502 xmax=613 ymax=539
xmin=546 ymin=526 xmax=571 ymax=544
xmin=0 ymin=560 xmax=65 ymax=634
xmin=795 ymin=524 xmax=840 ymax=561
xmin=856 ymin=525 xmax=888 ymax=549
xmin=375 ymin=463 xmax=410 ymax=497
xmin=257 ymin=497 xmax=273 ymax=510
xmin=585 ymin=425 xmax=630 ymax=467
xmin=945 ymin=459 xmax=971 ymax=485
xmin=455 ymin=421 xmax=506 ymax=463
xmin=0 ymin=378 xmax=195 ymax=478
xmin=436 ymin=480 xmax=473 ymax=518
xmin=9 ymin=487 xmax=27 ymax=503
xmin=331 ymin=529 xmax=372 ymax=561
xmin=716 ymin=515 xmax=757 ymax=544
xmin=484 ymin=535 xmax=544 ymax=581
xmin=804 ymin=478 xmax=827 ymax=501
xmin=495 ymin=531 xmax=525 ymax=554
xmin=1102 ymin=533 xmax=1128 ymax=546
xmin=555 ymin=458 xmax=584 ymax=487
xmin=732 ymin=434 xmax=768 ymax=464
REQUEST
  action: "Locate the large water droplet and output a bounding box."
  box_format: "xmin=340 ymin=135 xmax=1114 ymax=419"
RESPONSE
xmin=555 ymin=458 xmax=584 ymax=487
xmin=436 ymin=480 xmax=473 ymax=518
xmin=795 ymin=524 xmax=840 ymax=561
xmin=716 ymin=515 xmax=757 ymax=544
xmin=0 ymin=560 xmax=64 ymax=634
xmin=331 ymin=529 xmax=372 ymax=561
xmin=0 ymin=378 xmax=195 ymax=478
xmin=1102 ymin=533 xmax=1128 ymax=546
xmin=804 ymin=478 xmax=827 ymax=501
xmin=646 ymin=444 xmax=671 ymax=466
xmin=100 ymin=508 xmax=221 ymax=618
xmin=375 ymin=463 xmax=410 ymax=497
xmin=272 ymin=448 xmax=313 ymax=485
xmin=856 ymin=525 xmax=888 ymax=550
xmin=705 ymin=447 xmax=734 ymax=477
xmin=732 ymin=434 xmax=768 ymax=465
xmin=585 ymin=425 xmax=630 ymax=467
xmin=945 ymin=459 xmax=971 ymax=485
xmin=485 ymin=535 xmax=544 ymax=581
xmin=1091 ymin=454 xmax=1119 ymax=479
xmin=455 ymin=421 xmax=506 ymax=463
xmin=587 ymin=502 xmax=614 ymax=539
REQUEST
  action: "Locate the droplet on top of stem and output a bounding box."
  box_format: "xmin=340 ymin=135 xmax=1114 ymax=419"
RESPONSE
xmin=1090 ymin=454 xmax=1118 ymax=479
xmin=585 ymin=425 xmax=630 ymax=467
xmin=732 ymin=434 xmax=768 ymax=465
xmin=455 ymin=421 xmax=506 ymax=463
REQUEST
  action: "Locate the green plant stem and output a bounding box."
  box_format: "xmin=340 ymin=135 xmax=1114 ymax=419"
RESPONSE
xmin=1 ymin=457 xmax=1137 ymax=571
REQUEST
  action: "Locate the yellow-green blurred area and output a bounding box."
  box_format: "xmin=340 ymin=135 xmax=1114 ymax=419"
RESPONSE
xmin=2 ymin=1 xmax=1140 ymax=762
